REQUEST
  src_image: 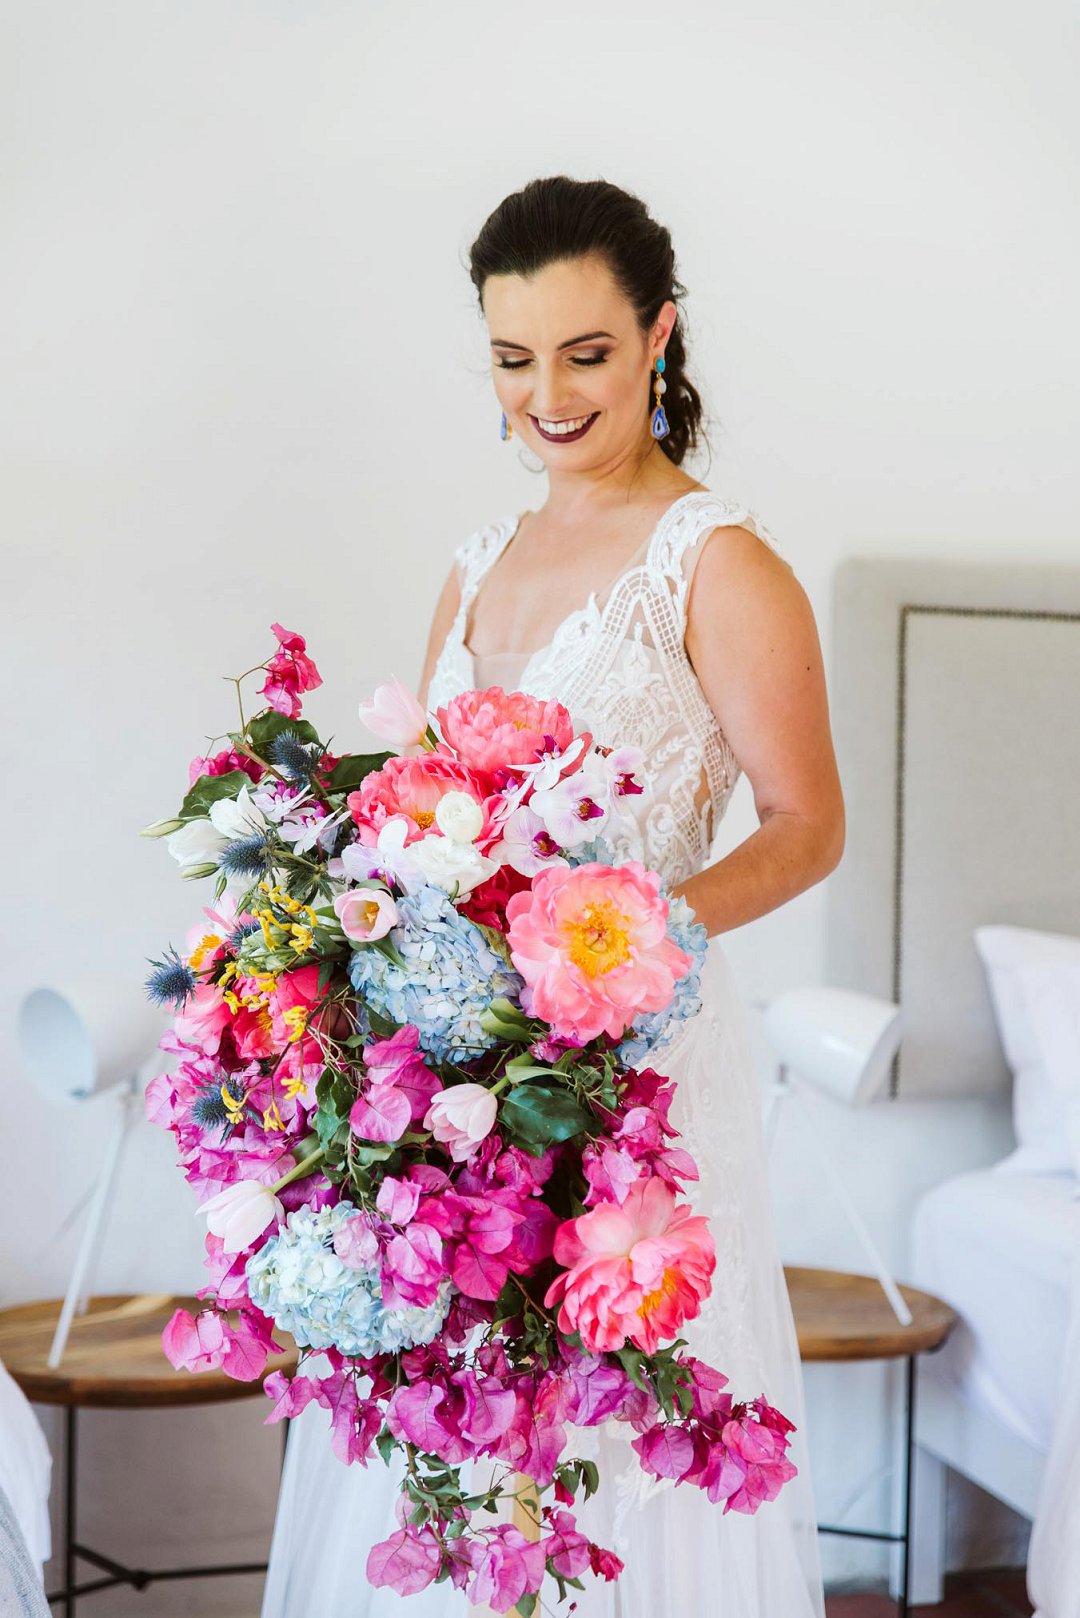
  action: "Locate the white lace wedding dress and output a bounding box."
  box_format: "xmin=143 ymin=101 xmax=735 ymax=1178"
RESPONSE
xmin=261 ymin=490 xmax=827 ymax=1617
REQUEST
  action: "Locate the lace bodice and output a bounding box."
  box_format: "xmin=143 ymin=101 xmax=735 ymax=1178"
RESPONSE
xmin=427 ymin=491 xmax=784 ymax=889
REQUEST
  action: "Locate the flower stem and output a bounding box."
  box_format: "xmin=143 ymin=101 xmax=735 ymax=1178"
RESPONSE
xmin=271 ymin=1146 xmax=326 ymax=1193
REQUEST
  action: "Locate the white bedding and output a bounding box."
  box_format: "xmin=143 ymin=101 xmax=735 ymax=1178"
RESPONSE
xmin=909 ymin=1163 xmax=1080 ymax=1455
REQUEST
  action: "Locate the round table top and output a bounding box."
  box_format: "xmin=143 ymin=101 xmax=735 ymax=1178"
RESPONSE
xmin=784 ymin=1266 xmax=958 ymax=1361
xmin=0 ymin=1294 xmax=298 ymax=1408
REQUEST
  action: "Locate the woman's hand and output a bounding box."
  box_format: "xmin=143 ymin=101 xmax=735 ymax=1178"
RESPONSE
xmin=676 ymin=525 xmax=845 ymax=936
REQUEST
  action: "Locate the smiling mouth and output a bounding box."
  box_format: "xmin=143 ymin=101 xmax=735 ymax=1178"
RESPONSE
xmin=529 ymin=412 xmax=599 ymax=443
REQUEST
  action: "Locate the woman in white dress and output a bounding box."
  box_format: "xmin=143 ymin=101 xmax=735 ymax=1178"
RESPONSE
xmin=262 ymin=176 xmax=843 ymax=1618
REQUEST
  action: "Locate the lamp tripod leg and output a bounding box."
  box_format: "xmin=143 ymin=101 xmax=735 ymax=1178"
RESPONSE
xmin=48 ymin=1079 xmax=139 ymax=1368
xmin=788 ymin=1086 xmax=913 ymax=1326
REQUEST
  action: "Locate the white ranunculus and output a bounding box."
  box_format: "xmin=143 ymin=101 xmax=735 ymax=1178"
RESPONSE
xmin=434 ymin=790 xmax=485 ymax=844
xmin=197 ymin=1179 xmax=283 ymax=1254
xmin=411 ymin=834 xmax=497 ymax=897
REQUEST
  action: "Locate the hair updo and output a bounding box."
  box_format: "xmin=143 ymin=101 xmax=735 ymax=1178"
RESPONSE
xmin=467 ymin=176 xmax=709 ymax=470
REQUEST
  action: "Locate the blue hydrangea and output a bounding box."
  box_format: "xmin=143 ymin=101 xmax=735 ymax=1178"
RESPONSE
xmin=615 ymin=891 xmax=709 ymax=1067
xmin=563 ymin=832 xmax=620 ymax=867
xmin=347 ymin=883 xmax=524 ymax=1066
xmin=245 ymin=1202 xmax=453 ymax=1357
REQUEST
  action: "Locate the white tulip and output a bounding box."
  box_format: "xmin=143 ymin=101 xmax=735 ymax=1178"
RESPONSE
xmin=196 ymin=1179 xmax=283 ymax=1254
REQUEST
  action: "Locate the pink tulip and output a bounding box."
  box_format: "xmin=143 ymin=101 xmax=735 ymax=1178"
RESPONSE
xmin=358 ymin=677 xmax=430 ymax=753
xmin=543 ymin=1175 xmax=715 ymax=1355
xmin=333 ymin=886 xmax=399 ymax=942
xmin=424 ymin=1084 xmax=498 ymax=1163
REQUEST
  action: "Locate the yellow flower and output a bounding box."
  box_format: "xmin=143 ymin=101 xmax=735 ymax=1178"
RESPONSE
xmin=262 ymin=1101 xmax=286 ymax=1133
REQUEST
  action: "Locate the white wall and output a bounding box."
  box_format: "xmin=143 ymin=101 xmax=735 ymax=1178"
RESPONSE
xmin=3 ymin=1 xmax=1077 ymax=1607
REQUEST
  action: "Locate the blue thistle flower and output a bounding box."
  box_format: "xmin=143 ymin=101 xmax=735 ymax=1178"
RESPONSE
xmin=226 ymin=917 xmax=261 ymax=951
xmin=219 ymin=834 xmax=272 ymax=879
xmin=245 ymin=1203 xmax=453 ymax=1356
xmin=348 ymin=883 xmax=524 ymax=1066
xmin=190 ymin=1075 xmax=247 ymax=1135
xmin=144 ymin=946 xmax=196 ymax=1008
xmin=269 ymin=731 xmax=319 ymax=781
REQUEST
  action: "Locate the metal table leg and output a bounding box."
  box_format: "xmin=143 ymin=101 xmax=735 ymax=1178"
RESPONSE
xmin=814 ymin=1352 xmax=920 ymax=1618
xmin=64 ymin=1406 xmax=76 ymax=1618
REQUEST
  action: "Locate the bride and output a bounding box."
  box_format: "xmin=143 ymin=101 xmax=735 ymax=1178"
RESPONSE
xmin=262 ymin=175 xmax=843 ymax=1618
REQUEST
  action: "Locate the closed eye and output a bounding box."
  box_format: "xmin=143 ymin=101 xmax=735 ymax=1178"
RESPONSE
xmin=495 ymin=355 xmax=608 ymax=370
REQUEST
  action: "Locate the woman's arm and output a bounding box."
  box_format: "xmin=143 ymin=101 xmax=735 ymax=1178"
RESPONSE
xmin=671 ymin=526 xmax=845 ymax=937
xmin=416 ymin=563 xmax=462 ymax=710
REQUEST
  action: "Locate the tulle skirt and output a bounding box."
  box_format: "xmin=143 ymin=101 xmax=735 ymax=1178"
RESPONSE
xmin=260 ymin=936 xmax=826 ymax=1617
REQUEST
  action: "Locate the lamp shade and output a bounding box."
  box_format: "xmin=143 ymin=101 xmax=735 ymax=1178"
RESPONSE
xmin=763 ymin=986 xmax=904 ymax=1106
xmin=17 ymin=973 xmax=165 ymax=1103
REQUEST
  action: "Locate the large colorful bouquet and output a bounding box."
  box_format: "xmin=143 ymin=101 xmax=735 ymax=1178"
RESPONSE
xmin=143 ymin=623 xmax=798 ymax=1613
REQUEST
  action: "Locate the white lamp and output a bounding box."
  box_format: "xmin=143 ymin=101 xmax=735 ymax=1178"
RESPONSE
xmin=762 ymin=986 xmax=911 ymax=1325
xmin=17 ymin=973 xmax=165 ymax=1367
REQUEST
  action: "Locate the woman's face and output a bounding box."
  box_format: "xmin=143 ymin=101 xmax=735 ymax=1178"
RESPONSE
xmin=482 ymin=253 xmax=675 ymax=466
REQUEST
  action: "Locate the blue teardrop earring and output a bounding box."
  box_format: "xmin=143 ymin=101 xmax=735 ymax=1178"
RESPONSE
xmin=500 ymin=410 xmax=513 ymax=441
xmin=650 ymin=356 xmax=670 ymax=440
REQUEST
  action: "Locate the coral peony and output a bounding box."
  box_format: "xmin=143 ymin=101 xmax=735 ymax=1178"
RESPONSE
xmin=543 ymin=1175 xmax=715 ymax=1355
xmin=347 ymin=754 xmax=488 ymax=845
xmin=435 ymin=686 xmax=577 ymax=777
xmin=505 ymin=861 xmax=693 ymax=1044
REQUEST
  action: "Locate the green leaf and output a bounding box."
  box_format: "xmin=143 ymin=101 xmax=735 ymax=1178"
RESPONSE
xmin=516 ymin=1595 xmax=537 ymax=1617
xmin=178 ymin=770 xmax=252 ymax=823
xmin=614 ymin=1346 xmax=650 ymax=1394
xmin=325 ymin=751 xmax=393 ymax=794
xmin=580 ymin=1459 xmax=599 ymax=1500
xmin=246 ymin=711 xmax=322 ymax=756
xmin=478 ymin=996 xmax=534 ymax=1043
xmin=499 ymin=1083 xmax=592 ymax=1150
xmin=375 ymin=1428 xmax=396 ymax=1466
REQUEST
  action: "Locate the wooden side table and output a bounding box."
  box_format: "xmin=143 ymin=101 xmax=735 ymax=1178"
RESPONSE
xmin=0 ymin=1292 xmax=297 ymax=1616
xmin=784 ymin=1266 xmax=958 ymax=1618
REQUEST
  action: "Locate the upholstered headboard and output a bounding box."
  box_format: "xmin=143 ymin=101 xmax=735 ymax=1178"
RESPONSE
xmin=824 ymin=557 xmax=1080 ymax=1099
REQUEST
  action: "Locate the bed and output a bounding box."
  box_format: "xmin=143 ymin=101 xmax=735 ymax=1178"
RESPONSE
xmin=909 ymin=1165 xmax=1080 ymax=1554
xmin=824 ymin=556 xmax=1080 ymax=1608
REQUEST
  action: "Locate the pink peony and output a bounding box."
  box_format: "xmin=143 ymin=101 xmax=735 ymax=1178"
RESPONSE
xmin=173 ymin=982 xmax=232 ymax=1055
xmin=258 ymin=623 xmax=322 ymax=719
xmin=505 ymin=860 xmax=693 ymax=1044
xmin=435 ymin=686 xmax=577 ymax=777
xmin=543 ymin=1175 xmax=715 ymax=1355
xmin=346 ymin=753 xmax=488 ymax=844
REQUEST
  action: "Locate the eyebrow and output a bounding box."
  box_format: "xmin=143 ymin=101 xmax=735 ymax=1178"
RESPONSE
xmin=489 ymin=330 xmax=616 ymax=352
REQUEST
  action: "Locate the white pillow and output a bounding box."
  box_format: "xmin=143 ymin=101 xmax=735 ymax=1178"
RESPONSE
xmin=1015 ymin=959 xmax=1080 ymax=1181
xmin=974 ymin=925 xmax=1080 ymax=1176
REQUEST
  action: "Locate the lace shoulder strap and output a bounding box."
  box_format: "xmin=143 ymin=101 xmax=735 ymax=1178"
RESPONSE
xmin=647 ymin=493 xmax=785 ymax=627
xmin=452 ymin=514 xmax=518 ymax=606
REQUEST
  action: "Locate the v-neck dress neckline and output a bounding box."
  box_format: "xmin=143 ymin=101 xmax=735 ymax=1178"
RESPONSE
xmin=461 ymin=489 xmax=707 ymax=684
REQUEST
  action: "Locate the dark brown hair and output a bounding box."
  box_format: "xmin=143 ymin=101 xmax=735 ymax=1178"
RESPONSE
xmin=468 ymin=176 xmax=709 ymax=470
